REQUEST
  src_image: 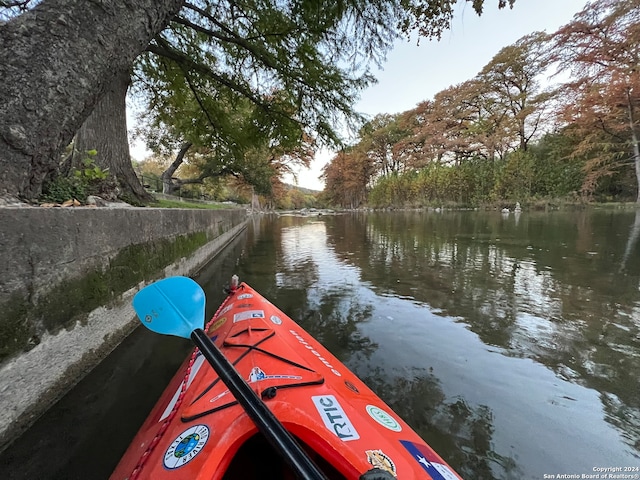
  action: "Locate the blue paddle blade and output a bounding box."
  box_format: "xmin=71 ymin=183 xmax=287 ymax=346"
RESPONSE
xmin=132 ymin=276 xmax=206 ymax=339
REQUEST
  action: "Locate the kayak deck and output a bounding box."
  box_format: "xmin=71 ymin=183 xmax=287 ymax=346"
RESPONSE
xmin=111 ymin=281 xmax=463 ymax=480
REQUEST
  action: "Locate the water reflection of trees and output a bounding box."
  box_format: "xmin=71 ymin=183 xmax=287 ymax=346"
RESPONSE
xmin=324 ymin=211 xmax=640 ymax=453
xmin=235 ymin=215 xmax=377 ymax=364
xmin=295 ymin=291 xmax=377 ymax=363
xmin=621 ymin=209 xmax=640 ymax=273
xmin=359 ymin=366 xmax=522 ymax=480
xmin=239 ymin=216 xmax=521 ymax=476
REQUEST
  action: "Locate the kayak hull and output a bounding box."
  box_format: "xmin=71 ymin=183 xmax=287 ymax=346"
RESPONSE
xmin=111 ymin=281 xmax=463 ymax=480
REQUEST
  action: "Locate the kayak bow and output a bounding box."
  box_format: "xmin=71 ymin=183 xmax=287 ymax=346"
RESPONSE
xmin=111 ymin=276 xmax=463 ymax=480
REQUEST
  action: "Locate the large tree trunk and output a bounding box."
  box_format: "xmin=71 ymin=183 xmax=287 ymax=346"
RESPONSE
xmin=75 ymin=70 xmax=152 ymax=203
xmin=0 ymin=0 xmax=184 ymax=202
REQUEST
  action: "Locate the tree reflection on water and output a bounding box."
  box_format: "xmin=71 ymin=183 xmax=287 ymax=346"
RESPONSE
xmin=323 ymin=210 xmax=640 ymax=456
xmin=360 ymin=366 xmax=522 ymax=480
xmin=227 ymin=213 xmax=640 ymax=476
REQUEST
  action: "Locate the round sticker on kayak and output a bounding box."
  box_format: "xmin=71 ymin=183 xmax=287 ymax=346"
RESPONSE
xmin=164 ymin=424 xmax=210 ymax=469
xmin=270 ymin=315 xmax=282 ymax=325
xmin=366 ymin=405 xmax=402 ymax=432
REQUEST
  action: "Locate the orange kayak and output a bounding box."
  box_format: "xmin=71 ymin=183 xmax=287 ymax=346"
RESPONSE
xmin=111 ymin=277 xmax=463 ymax=480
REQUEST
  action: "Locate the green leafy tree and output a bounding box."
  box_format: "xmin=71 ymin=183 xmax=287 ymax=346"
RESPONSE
xmin=491 ymin=150 xmax=535 ymax=200
xmin=529 ymin=131 xmax=584 ymax=199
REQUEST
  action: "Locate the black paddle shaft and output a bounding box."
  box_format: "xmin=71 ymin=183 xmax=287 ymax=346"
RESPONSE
xmin=191 ymin=329 xmax=328 ymax=480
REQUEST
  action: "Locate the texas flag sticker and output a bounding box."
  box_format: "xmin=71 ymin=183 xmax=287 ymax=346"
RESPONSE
xmin=399 ymin=440 xmax=461 ymax=480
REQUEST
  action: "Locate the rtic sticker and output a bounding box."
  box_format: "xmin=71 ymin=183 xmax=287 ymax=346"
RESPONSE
xmin=312 ymin=395 xmax=359 ymax=441
xmin=163 ymin=425 xmax=209 ymax=469
xmin=366 ymin=405 xmax=402 ymax=432
xmin=270 ymin=315 xmax=283 ymax=325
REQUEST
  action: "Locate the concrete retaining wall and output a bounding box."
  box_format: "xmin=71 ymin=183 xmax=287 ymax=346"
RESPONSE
xmin=0 ymin=206 xmax=247 ymax=451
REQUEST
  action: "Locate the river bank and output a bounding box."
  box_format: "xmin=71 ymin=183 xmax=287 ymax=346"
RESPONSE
xmin=0 ymin=206 xmax=247 ymax=452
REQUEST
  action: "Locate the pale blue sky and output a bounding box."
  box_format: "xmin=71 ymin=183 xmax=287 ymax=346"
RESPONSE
xmin=288 ymin=0 xmax=588 ymax=191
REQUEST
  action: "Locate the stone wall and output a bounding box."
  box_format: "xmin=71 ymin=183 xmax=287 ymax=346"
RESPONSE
xmin=0 ymin=206 xmax=247 ymax=451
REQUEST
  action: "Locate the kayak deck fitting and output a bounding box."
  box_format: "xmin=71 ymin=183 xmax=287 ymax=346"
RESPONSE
xmin=110 ymin=276 xmax=463 ymax=480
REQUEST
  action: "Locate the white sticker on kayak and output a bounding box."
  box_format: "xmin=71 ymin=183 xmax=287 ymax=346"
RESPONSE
xmin=163 ymin=424 xmax=209 ymax=469
xmin=366 ymin=405 xmax=402 ymax=432
xmin=209 ymin=389 xmax=231 ymax=403
xmin=270 ymin=315 xmax=282 ymax=325
xmin=248 ymin=367 xmax=301 ymax=382
xmin=233 ymin=310 xmax=265 ymax=322
xmin=237 ymin=293 xmax=253 ymax=300
xmin=312 ymin=395 xmax=359 ymax=441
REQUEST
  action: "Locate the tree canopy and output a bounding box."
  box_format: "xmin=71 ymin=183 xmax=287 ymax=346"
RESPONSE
xmin=0 ymin=0 xmax=515 ymax=203
xmin=553 ymin=0 xmax=640 ymax=201
xmin=323 ymin=0 xmax=640 ymax=208
xmin=132 ymin=0 xmax=521 ymax=199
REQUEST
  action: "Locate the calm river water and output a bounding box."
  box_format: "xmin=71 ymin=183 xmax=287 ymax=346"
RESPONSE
xmin=2 ymin=209 xmax=640 ymax=479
